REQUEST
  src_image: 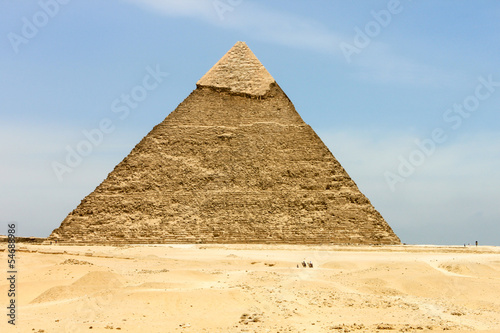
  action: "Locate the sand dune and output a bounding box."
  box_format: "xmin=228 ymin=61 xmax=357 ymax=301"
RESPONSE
xmin=1 ymin=244 xmax=499 ymax=332
xmin=31 ymin=271 xmax=122 ymax=304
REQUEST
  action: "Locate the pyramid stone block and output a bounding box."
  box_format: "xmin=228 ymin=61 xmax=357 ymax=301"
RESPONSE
xmin=49 ymin=42 xmax=400 ymax=245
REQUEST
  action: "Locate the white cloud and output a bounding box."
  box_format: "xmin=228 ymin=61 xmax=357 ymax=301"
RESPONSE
xmin=123 ymin=0 xmax=344 ymax=55
xmin=123 ymin=0 xmax=215 ymax=20
xmin=123 ymin=1 xmax=465 ymax=87
xmin=221 ymin=4 xmax=342 ymax=54
xmin=124 ymin=0 xmax=466 ymax=88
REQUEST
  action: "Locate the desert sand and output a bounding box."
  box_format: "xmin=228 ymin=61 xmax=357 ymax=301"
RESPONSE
xmin=1 ymin=244 xmax=500 ymax=332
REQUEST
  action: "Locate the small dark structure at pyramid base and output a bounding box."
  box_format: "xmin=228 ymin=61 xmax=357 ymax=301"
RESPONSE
xmin=49 ymin=42 xmax=400 ymax=245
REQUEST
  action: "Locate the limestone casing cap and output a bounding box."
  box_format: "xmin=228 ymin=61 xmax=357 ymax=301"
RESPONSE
xmin=197 ymin=41 xmax=276 ymax=96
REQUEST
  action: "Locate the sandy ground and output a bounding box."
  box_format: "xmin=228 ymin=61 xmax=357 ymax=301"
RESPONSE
xmin=1 ymin=244 xmax=500 ymax=333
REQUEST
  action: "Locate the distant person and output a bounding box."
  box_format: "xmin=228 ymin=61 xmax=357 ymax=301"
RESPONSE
xmin=301 ymin=260 xmax=307 ymax=268
xmin=308 ymin=261 xmax=313 ymax=268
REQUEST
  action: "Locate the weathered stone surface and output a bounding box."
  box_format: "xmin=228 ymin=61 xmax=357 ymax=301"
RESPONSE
xmin=197 ymin=41 xmax=274 ymax=96
xmin=49 ymin=42 xmax=400 ymax=245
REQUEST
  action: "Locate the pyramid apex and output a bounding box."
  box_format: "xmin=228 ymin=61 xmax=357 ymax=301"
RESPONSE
xmin=197 ymin=41 xmax=275 ymax=96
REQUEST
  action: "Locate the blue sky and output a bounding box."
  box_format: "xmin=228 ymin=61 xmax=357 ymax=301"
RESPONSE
xmin=1 ymin=0 xmax=499 ymax=245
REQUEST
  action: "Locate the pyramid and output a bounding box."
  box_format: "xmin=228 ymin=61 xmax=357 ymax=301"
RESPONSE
xmin=49 ymin=42 xmax=400 ymax=245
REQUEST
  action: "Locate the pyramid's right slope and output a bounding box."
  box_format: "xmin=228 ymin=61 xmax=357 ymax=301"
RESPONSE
xmin=50 ymin=42 xmax=400 ymax=245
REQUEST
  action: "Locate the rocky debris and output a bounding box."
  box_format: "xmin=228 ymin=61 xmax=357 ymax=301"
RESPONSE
xmin=136 ymin=268 xmax=169 ymax=274
xmin=59 ymin=258 xmax=93 ymax=265
xmin=239 ymin=312 xmax=263 ymax=324
xmin=329 ymin=322 xmax=465 ymax=332
xmin=376 ymin=323 xmax=394 ymax=330
xmin=450 ymin=311 xmax=466 ymax=316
